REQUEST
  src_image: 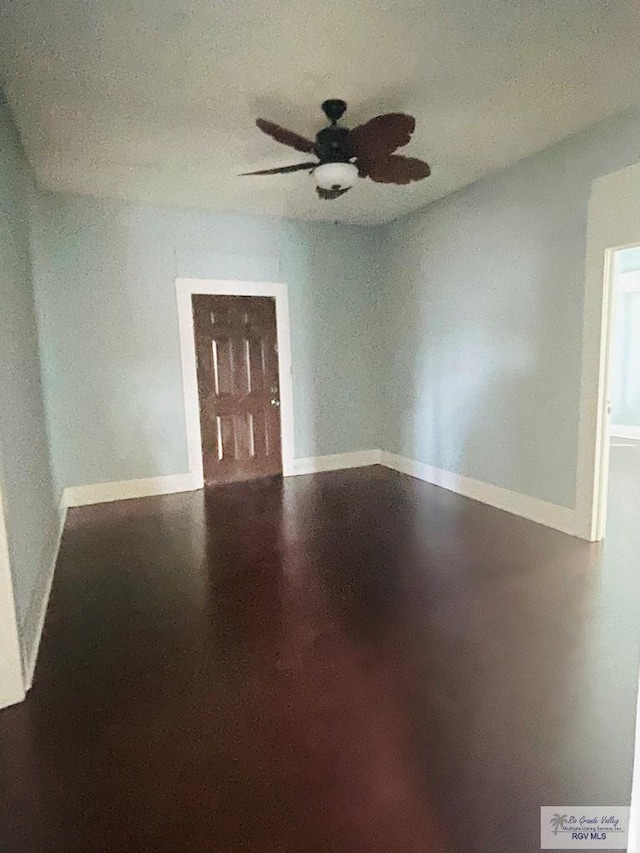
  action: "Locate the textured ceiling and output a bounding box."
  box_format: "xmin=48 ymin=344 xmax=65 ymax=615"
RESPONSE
xmin=1 ymin=0 xmax=640 ymax=225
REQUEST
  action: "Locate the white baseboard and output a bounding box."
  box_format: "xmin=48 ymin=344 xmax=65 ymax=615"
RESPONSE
xmin=292 ymin=449 xmax=382 ymax=476
xmin=59 ymin=451 xmax=585 ymax=542
xmin=380 ymin=451 xmax=581 ymax=537
xmin=0 ymin=483 xmax=26 ymax=710
xmin=62 ymin=472 xmax=201 ymax=508
xmin=23 ymin=501 xmax=68 ymax=691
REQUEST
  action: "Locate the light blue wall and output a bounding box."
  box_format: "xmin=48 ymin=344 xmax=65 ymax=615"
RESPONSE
xmin=611 ymin=291 xmax=640 ymax=428
xmin=617 ymin=246 xmax=640 ymax=275
xmin=0 ymin=98 xmax=58 ymax=662
xmin=26 ymin=106 xmax=640 ymax=510
xmin=611 ymin=249 xmax=640 ymax=429
xmin=30 ymin=195 xmax=383 ymax=489
xmin=381 ymin=108 xmax=640 ymax=508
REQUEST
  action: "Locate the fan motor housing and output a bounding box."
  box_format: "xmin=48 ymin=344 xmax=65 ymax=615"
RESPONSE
xmin=314 ymin=125 xmax=352 ymax=164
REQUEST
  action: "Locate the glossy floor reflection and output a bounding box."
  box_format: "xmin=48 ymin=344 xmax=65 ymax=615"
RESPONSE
xmin=0 ymin=463 xmax=638 ymax=852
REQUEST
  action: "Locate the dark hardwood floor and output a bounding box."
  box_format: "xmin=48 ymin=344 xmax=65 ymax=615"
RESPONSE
xmin=0 ymin=463 xmax=638 ymax=852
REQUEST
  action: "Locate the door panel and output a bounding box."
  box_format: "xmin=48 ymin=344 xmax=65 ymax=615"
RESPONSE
xmin=192 ymin=294 xmax=282 ymax=484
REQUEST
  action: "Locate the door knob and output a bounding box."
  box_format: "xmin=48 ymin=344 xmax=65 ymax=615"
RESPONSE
xmin=270 ymin=398 xmax=280 ymax=407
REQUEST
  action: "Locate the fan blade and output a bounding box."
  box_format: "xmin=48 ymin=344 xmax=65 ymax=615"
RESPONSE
xmin=241 ymin=162 xmax=317 ymax=176
xmin=349 ymin=113 xmax=416 ymax=163
xmin=316 ymin=186 xmax=351 ymax=200
xmin=365 ymin=155 xmax=431 ymax=185
xmin=256 ymin=119 xmax=316 ymax=154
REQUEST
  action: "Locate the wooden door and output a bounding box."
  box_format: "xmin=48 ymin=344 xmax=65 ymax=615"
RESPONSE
xmin=192 ymin=294 xmax=282 ymax=484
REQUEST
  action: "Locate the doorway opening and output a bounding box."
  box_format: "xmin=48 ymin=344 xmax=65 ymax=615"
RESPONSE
xmin=599 ymin=246 xmax=640 ymax=538
xmin=176 ymin=279 xmax=296 ymax=488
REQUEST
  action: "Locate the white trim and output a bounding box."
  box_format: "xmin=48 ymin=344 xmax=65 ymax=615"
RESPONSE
xmin=175 ymin=278 xmax=295 ymax=485
xmin=63 ymin=455 xmax=382 ymax=505
xmin=23 ymin=502 xmax=68 ymax=691
xmin=576 ymin=161 xmax=640 ymax=542
xmin=611 ymin=425 xmax=640 ymax=441
xmin=381 ymin=452 xmax=580 ymax=537
xmin=575 ymin=241 xmax=615 ymax=542
xmin=60 ymin=452 xmax=585 ymax=538
xmin=292 ymin=449 xmax=382 ymax=476
xmin=62 ymin=472 xmax=200 ymax=508
xmin=0 ymin=478 xmax=26 ymax=710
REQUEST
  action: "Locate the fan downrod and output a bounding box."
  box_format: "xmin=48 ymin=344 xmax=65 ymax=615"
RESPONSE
xmin=321 ymin=99 xmax=347 ymax=125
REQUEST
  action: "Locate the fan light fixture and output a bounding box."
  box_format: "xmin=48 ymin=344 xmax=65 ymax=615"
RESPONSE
xmin=313 ymin=162 xmax=358 ymax=191
xmin=242 ymin=99 xmax=431 ymax=200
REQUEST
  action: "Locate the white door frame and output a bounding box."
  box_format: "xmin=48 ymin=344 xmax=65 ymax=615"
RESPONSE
xmin=175 ymin=278 xmax=295 ymax=486
xmin=575 ymin=161 xmax=640 ymax=541
xmin=0 ymin=477 xmax=26 ymax=709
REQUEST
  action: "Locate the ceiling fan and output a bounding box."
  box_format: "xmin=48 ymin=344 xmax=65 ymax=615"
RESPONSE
xmin=242 ymin=99 xmax=431 ymax=200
